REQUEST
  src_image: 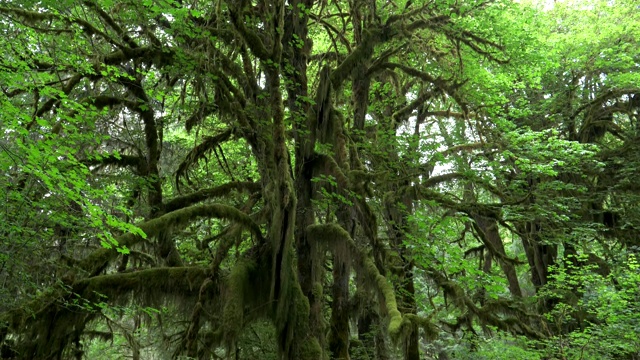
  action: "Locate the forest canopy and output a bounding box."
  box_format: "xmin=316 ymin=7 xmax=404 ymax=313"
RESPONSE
xmin=1 ymin=0 xmax=639 ymax=359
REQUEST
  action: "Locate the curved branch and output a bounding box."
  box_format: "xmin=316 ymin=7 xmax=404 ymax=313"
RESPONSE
xmin=185 ymin=102 xmax=218 ymax=133
xmin=330 ymin=28 xmax=379 ymax=88
xmin=373 ymin=62 xmax=444 ymax=89
xmin=82 ymin=0 xmax=139 ymax=49
xmin=571 ymin=88 xmax=638 ymax=121
xmin=0 ymin=6 xmax=124 ymax=48
xmin=422 ymin=172 xmax=464 ymax=188
xmin=309 ymin=14 xmax=352 ymax=53
xmin=77 ymin=203 xmax=264 ymax=276
xmin=165 ymin=181 xmax=261 ymax=212
xmin=175 ymin=129 xmax=234 ymax=190
xmin=413 ymin=186 xmax=502 ymax=219
xmin=391 ymin=90 xmax=438 ymax=123
xmin=28 ymin=74 xmax=83 ymax=128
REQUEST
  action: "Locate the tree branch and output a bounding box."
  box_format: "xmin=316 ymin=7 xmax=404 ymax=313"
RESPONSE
xmin=165 ymin=182 xmax=261 ymax=212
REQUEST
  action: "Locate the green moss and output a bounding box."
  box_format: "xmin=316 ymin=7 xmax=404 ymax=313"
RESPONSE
xmin=297 ymin=337 xmax=323 ymax=360
xmin=306 ymin=223 xmax=404 ymax=339
xmin=292 ymin=286 xmax=311 ymax=329
xmin=223 ymin=260 xmax=257 ymax=345
xmin=369 ymin=257 xmax=403 ymax=338
xmin=78 ymin=203 xmax=264 ymax=275
xmin=312 ymin=281 xmax=323 ymax=299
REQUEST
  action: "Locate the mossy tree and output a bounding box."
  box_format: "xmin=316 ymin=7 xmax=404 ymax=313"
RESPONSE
xmin=1 ymin=0 xmax=640 ymax=359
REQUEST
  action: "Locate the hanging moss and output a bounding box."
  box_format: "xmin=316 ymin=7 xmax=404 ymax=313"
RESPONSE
xmin=175 ymin=129 xmax=233 ymax=187
xmin=284 ymin=277 xmax=322 ymax=360
xmin=222 ymin=259 xmax=256 ymax=346
xmin=424 ymin=265 xmax=546 ymax=339
xmin=306 ymin=223 xmax=405 ymax=340
xmin=311 ymin=281 xmax=323 ymax=300
xmin=2 ymin=266 xmax=216 ymax=360
xmin=4 ymin=204 xmax=260 ymax=359
xmin=404 ymin=314 xmax=438 ymax=341
xmin=296 ymin=336 xmax=323 ymax=359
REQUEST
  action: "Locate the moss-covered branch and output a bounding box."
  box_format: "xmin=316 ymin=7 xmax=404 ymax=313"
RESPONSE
xmin=82 ymin=153 xmax=144 ymax=169
xmin=421 ymin=172 xmax=464 ymax=188
xmin=375 ymin=62 xmax=447 ymax=90
xmin=165 ymin=182 xmax=261 ymax=212
xmin=176 ymin=129 xmax=234 ymax=189
xmin=315 ymin=153 xmax=350 ymax=189
xmin=3 ymin=267 xmax=216 ymax=359
xmin=391 ymin=90 xmax=438 ymax=124
xmin=3 ymin=204 xmax=263 ymax=340
xmin=422 ymin=264 xmax=544 ymax=339
xmin=28 ymin=74 xmax=82 ymax=127
xmin=0 ymin=6 xmax=123 ymax=48
xmin=413 ymin=186 xmax=503 ymax=219
xmin=228 ymin=2 xmax=271 ymax=61
xmin=330 ymin=28 xmax=378 ymax=88
xmin=75 ymin=266 xmax=212 ymax=303
xmin=76 ymin=203 xmax=264 ymax=276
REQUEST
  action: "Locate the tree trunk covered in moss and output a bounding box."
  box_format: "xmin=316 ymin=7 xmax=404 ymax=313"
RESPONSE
xmin=383 ymin=194 xmax=421 ymax=360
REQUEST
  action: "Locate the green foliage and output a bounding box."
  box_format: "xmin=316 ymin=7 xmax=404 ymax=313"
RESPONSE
xmin=2 ymin=0 xmax=640 ymax=359
xmin=448 ymin=331 xmax=542 ymax=360
xmin=536 ymin=252 xmax=640 ymax=359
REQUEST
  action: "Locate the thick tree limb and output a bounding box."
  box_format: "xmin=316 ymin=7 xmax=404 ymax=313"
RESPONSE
xmin=165 ymin=182 xmax=261 ymax=212
xmin=77 ymin=203 xmax=264 ymax=275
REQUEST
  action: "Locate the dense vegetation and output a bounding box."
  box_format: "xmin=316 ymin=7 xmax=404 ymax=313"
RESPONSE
xmin=1 ymin=0 xmax=639 ymax=359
